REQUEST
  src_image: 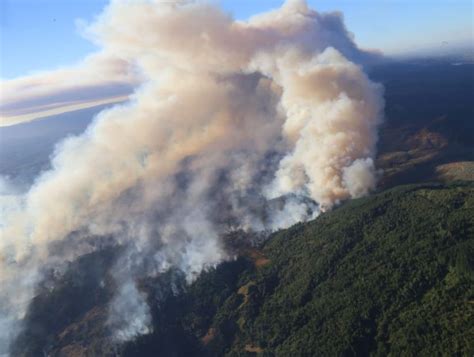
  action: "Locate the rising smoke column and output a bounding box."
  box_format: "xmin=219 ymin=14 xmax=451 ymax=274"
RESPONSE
xmin=256 ymin=47 xmax=382 ymax=208
xmin=0 ymin=0 xmax=383 ymax=351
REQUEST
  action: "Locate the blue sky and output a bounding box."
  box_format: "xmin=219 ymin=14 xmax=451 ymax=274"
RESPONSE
xmin=1 ymin=0 xmax=473 ymax=79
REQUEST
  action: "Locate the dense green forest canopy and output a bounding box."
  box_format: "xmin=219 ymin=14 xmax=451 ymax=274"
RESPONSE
xmin=14 ymin=182 xmax=474 ymax=356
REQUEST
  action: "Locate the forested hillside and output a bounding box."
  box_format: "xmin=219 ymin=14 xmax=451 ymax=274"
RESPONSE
xmin=14 ymin=182 xmax=474 ymax=356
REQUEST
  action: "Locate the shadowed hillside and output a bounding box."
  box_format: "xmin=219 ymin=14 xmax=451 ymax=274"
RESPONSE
xmin=370 ymin=61 xmax=474 ymax=188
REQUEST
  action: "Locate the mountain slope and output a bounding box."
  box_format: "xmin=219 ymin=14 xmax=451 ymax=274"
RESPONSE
xmin=13 ymin=182 xmax=474 ymax=356
xmin=211 ymin=182 xmax=474 ymax=356
xmin=370 ymin=61 xmax=474 ymax=188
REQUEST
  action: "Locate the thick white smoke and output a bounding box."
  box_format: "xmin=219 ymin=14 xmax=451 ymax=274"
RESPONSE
xmin=0 ymin=0 xmax=383 ymax=353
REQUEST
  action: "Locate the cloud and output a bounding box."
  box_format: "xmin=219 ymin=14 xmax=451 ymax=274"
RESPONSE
xmin=0 ymin=95 xmax=128 ymax=127
xmin=0 ymin=52 xmax=139 ymax=126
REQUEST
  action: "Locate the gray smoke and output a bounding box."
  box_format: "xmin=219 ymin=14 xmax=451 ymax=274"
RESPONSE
xmin=0 ymin=0 xmax=384 ymax=353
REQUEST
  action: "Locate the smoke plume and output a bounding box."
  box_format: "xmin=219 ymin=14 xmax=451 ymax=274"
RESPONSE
xmin=0 ymin=0 xmax=383 ymax=353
